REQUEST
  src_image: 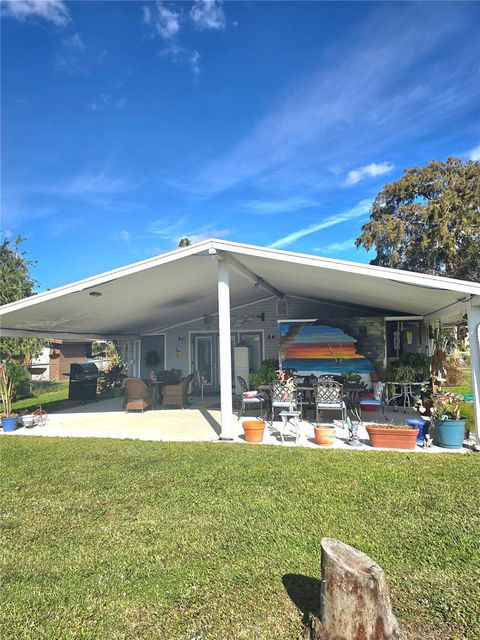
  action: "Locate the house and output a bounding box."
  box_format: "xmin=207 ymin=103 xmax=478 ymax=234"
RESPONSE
xmin=29 ymin=339 xmax=95 ymax=381
xmin=1 ymin=238 xmax=479 ymax=441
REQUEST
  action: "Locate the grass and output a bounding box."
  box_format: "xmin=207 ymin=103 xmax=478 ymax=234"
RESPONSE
xmin=1 ymin=438 xmax=479 ymax=639
xmin=10 ymin=381 xmax=70 ymax=415
xmin=447 ymin=368 xmax=473 ymax=397
xmin=446 ymin=368 xmax=475 ymax=433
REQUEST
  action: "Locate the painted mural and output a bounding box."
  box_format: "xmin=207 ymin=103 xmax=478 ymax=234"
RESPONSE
xmin=279 ymin=321 xmax=374 ymax=375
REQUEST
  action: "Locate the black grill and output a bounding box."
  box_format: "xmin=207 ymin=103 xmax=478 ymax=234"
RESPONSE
xmin=67 ymin=362 xmax=99 ymax=402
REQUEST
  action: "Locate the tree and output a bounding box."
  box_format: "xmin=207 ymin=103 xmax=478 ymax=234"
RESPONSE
xmin=178 ymin=237 xmax=191 ymax=248
xmin=0 ymin=236 xmax=45 ymax=362
xmin=355 ymin=158 xmax=480 ymax=282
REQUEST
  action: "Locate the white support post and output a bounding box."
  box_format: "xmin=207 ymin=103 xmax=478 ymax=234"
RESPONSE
xmin=217 ymin=257 xmax=234 ymax=440
xmin=467 ymin=301 xmax=480 ymax=445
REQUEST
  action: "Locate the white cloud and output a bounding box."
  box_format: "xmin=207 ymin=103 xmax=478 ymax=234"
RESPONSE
xmin=159 ymin=45 xmax=200 ymax=76
xmin=314 ymin=237 xmax=357 ymax=254
xmin=120 ymin=230 xmax=132 ymax=243
xmin=270 ymin=199 xmax=371 ymax=249
xmin=87 ymin=93 xmax=110 ymax=112
xmin=243 ymin=197 xmax=319 ymax=215
xmin=1 ymin=0 xmax=71 ymax=26
xmin=142 ymin=5 xmax=151 ymax=25
xmin=66 ymin=170 xmax=130 ymax=196
xmin=193 ymin=5 xmax=476 ymax=197
xmin=153 ymin=1 xmax=181 ymax=40
xmin=148 ymin=217 xmax=229 ymax=245
xmin=344 ymin=162 xmax=394 ymax=186
xmin=469 ymin=144 xmax=480 ymax=161
xmin=62 ymin=33 xmax=85 ymax=50
xmin=190 ymin=0 xmax=225 ymax=31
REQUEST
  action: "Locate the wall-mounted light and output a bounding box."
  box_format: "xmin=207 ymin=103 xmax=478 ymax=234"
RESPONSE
xmin=176 ymin=336 xmax=184 ymax=358
xmin=89 ymin=291 xmax=102 ymax=297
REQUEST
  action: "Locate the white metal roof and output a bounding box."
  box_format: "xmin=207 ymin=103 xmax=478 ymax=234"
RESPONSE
xmin=1 ymin=238 xmax=479 ymax=339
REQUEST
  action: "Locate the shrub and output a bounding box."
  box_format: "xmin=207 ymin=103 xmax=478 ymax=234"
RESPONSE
xmin=6 ymin=361 xmax=31 ymax=399
xmin=249 ymin=358 xmax=279 ymax=388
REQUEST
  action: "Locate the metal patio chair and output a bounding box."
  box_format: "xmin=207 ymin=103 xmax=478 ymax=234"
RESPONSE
xmin=269 ymin=379 xmax=298 ymax=423
xmin=236 ymin=376 xmax=265 ymax=418
xmin=314 ymin=377 xmax=347 ymax=425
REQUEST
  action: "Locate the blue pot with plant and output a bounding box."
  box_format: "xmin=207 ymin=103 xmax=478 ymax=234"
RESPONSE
xmin=431 ymin=391 xmax=466 ymax=449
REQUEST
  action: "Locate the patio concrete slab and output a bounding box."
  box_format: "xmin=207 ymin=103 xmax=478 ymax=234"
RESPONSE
xmin=4 ymin=399 xmax=469 ymax=453
xmin=10 ymin=397 xmax=222 ymax=442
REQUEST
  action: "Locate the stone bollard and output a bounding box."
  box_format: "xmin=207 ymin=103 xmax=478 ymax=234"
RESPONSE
xmin=309 ymin=538 xmax=405 ymax=640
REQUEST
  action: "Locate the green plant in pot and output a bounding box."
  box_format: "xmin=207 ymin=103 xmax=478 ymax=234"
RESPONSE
xmin=0 ymin=362 xmax=17 ymax=432
xmin=365 ymin=422 xmax=419 ymax=450
xmin=145 ymin=350 xmax=161 ymax=369
xmin=391 ymin=364 xmax=416 ymax=382
xmin=430 ymin=390 xmax=466 ymax=449
xmin=398 ymin=352 xmax=431 ymax=379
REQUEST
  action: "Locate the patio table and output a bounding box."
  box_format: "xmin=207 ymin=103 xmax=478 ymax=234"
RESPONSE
xmin=342 ymin=385 xmax=366 ymax=412
xmin=278 ymin=410 xmax=302 ymax=444
xmin=385 ymin=381 xmax=427 ymax=413
xmin=146 ymin=380 xmax=166 ymax=409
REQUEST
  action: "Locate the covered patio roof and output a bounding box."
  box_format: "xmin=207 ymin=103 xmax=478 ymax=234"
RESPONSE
xmin=1 ymin=238 xmax=479 ymax=340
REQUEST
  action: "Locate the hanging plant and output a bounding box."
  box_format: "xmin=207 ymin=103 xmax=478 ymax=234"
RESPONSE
xmin=145 ymin=350 xmax=161 ymax=368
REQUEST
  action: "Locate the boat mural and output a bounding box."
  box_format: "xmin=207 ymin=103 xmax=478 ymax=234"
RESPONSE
xmin=279 ymin=321 xmax=374 ymax=374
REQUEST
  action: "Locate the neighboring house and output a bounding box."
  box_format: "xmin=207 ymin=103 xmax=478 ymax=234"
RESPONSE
xmin=30 ymin=340 xmax=95 ymax=381
xmin=1 ymin=238 xmax=479 ymax=441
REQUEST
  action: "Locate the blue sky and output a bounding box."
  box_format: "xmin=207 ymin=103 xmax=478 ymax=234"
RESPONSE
xmin=2 ymin=0 xmax=479 ymax=291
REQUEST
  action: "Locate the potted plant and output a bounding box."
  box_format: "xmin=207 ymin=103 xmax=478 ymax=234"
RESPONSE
xmin=0 ymin=363 xmax=17 ymax=432
xmin=145 ymin=350 xmax=161 ymax=369
xmin=242 ymin=418 xmax=266 ymax=443
xmin=366 ymin=422 xmax=419 ymax=450
xmin=342 ymin=372 xmax=363 ymax=388
xmin=430 ymin=390 xmax=466 ymax=449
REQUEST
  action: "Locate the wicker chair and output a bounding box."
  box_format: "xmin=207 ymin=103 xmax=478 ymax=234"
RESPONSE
xmin=162 ymin=373 xmax=194 ymax=409
xmin=123 ymin=377 xmax=154 ymax=413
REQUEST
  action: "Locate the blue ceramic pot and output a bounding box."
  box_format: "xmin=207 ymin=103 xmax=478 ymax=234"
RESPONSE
xmin=433 ymin=418 xmax=466 ymax=449
xmin=1 ymin=416 xmax=17 ymax=432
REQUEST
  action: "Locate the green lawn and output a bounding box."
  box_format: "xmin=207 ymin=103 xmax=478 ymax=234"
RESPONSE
xmin=447 ymin=368 xmax=473 ymax=397
xmin=11 ymin=381 xmax=70 ymax=415
xmin=1 ymin=438 xmax=479 ymax=639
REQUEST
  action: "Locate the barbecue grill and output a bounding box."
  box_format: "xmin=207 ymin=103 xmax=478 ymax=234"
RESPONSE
xmin=65 ymin=362 xmax=99 ymax=402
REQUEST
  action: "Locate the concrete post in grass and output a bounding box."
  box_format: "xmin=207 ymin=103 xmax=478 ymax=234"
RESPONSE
xmin=310 ymin=538 xmax=405 ymax=640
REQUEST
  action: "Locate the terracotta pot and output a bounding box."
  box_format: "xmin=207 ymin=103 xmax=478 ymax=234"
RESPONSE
xmin=242 ymin=420 xmax=266 ymax=443
xmin=366 ymin=424 xmax=419 ymax=450
xmin=314 ymin=424 xmax=336 ymax=446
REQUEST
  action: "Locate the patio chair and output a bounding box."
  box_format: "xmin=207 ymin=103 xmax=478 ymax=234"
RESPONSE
xmin=314 ymin=377 xmax=347 ymax=425
xmin=269 ymin=380 xmax=298 ymax=423
xmin=162 ymin=373 xmax=194 ymax=409
xmin=236 ymin=376 xmax=265 ymax=418
xmin=123 ymin=377 xmax=154 ymax=413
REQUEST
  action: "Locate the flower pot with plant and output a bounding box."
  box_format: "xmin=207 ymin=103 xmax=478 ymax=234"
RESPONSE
xmin=366 ymin=423 xmax=419 ymax=449
xmin=0 ymin=363 xmax=17 ymax=432
xmin=430 ymin=390 xmax=466 ymax=449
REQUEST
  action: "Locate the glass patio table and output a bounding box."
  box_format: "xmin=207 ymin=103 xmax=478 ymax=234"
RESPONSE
xmin=385 ymin=381 xmax=427 ymax=413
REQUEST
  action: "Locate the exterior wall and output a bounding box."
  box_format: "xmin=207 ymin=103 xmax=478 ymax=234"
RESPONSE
xmin=141 ymin=297 xmax=387 ymax=384
xmin=140 ymin=334 xmax=166 ymax=379
xmin=30 ymin=342 xmax=92 ymax=381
